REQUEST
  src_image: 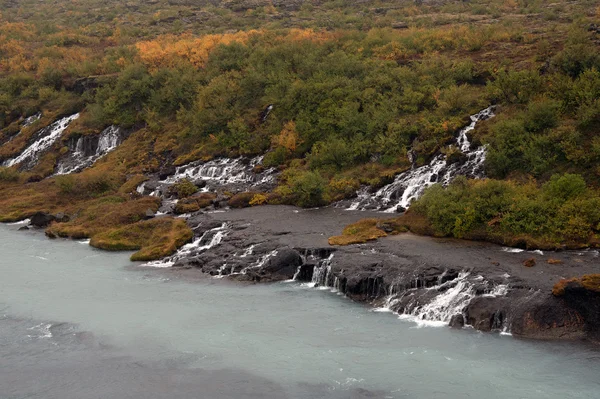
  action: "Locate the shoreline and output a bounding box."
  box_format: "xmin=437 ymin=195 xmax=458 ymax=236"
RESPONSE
xmin=5 ymin=205 xmax=600 ymax=345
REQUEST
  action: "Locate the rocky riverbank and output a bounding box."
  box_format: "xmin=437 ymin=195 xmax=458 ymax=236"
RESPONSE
xmin=138 ymin=205 xmax=600 ymax=344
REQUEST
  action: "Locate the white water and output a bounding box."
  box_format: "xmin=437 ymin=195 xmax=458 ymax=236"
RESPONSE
xmin=142 ymin=224 xmax=228 ymax=268
xmin=22 ymin=112 xmax=42 ymax=127
xmin=5 ymin=113 xmax=42 ymax=145
xmin=347 ymin=107 xmax=495 ymax=211
xmin=55 ymin=125 xmax=123 ymax=175
xmin=398 ymin=271 xmax=476 ymax=327
xmin=161 ymin=156 xmax=277 ymax=187
xmin=3 ymin=114 xmax=80 ymax=169
xmin=1 ymin=224 xmax=600 ymax=399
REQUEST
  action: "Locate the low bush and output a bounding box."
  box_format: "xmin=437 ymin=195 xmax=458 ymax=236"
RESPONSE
xmin=0 ymin=167 xmax=19 ymax=182
xmin=168 ymin=179 xmax=198 ymax=199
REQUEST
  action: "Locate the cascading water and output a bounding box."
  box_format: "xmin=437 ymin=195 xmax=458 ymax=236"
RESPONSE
xmin=346 ymin=107 xmax=495 ymax=212
xmin=397 ymin=271 xmax=476 ymax=327
xmin=142 ymin=224 xmax=228 ymax=268
xmin=161 ymin=156 xmax=277 ymax=187
xmin=307 ymin=254 xmax=335 ymax=288
xmin=22 ymin=112 xmax=42 ymax=127
xmin=3 ymin=114 xmax=80 ymax=170
xmin=135 ymin=156 xmax=279 ymax=212
xmin=55 ymin=125 xmax=124 ymax=175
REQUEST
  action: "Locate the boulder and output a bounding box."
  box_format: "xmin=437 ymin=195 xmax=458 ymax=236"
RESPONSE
xmin=158 ymin=166 xmax=176 ymax=181
xmin=262 ymin=248 xmax=303 ymax=279
xmin=449 ymin=314 xmax=465 ymax=329
xmin=30 ymin=212 xmax=55 ymax=228
xmin=145 ymin=208 xmax=155 ymax=219
xmin=523 ymin=258 xmax=536 ymax=267
xmin=18 ymin=226 xmax=29 ymax=231
xmin=54 ymin=212 xmax=69 ymax=223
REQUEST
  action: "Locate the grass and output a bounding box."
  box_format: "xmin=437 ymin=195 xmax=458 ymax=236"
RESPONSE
xmin=553 ymin=274 xmax=600 ymax=296
xmin=329 ymin=218 xmax=397 ymax=246
xmin=90 ymin=217 xmax=193 ymax=261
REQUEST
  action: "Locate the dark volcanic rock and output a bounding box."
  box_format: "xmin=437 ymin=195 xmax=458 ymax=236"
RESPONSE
xmin=262 ymin=248 xmax=303 ymax=279
xmin=54 ymin=212 xmax=69 ymax=223
xmin=159 ymin=205 xmax=600 ymax=344
xmin=30 ymin=212 xmax=55 ymax=228
xmin=449 ymin=314 xmax=465 ymax=329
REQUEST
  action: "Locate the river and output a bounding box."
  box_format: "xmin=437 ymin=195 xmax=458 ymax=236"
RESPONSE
xmin=1 ymin=222 xmax=599 ymax=399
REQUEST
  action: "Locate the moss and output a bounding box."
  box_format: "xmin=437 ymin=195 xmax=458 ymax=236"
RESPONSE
xmin=169 ymin=179 xmax=198 ymax=199
xmin=174 ymin=193 xmax=216 ymax=214
xmin=228 ymin=192 xmax=256 ymax=208
xmin=249 ymin=193 xmax=268 ymax=206
xmin=552 ymin=274 xmax=600 ymax=296
xmin=329 ymin=218 xmax=388 ymax=246
xmin=0 ymin=167 xmax=20 ymax=182
xmin=90 ymin=217 xmax=193 ymax=261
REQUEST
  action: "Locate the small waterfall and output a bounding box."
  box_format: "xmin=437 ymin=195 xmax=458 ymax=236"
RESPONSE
xmin=22 ymin=112 xmax=42 ymax=127
xmin=161 ymin=156 xmax=277 ymax=188
xmin=308 ymin=254 xmax=334 ymax=288
xmin=240 ymin=250 xmax=278 ymax=275
xmin=142 ymin=224 xmax=228 ymax=268
xmin=3 ymin=114 xmax=80 ymax=169
xmin=345 ymin=107 xmax=495 ymax=212
xmin=55 ymin=126 xmax=124 ymax=175
xmin=399 ymin=271 xmax=475 ymax=327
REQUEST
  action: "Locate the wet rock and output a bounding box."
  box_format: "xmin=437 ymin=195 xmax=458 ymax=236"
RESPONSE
xmin=26 ymin=175 xmax=43 ymax=183
xmin=465 ymin=297 xmax=508 ymax=332
xmin=375 ymin=221 xmax=394 ymax=233
xmin=30 ymin=212 xmax=55 ymax=228
xmin=145 ymin=208 xmax=155 ymax=219
xmin=511 ymin=294 xmax=587 ymax=340
xmin=159 ymin=166 xmax=176 ymax=181
xmin=262 ymin=247 xmax=303 ymax=279
xmin=54 ymin=212 xmax=69 ymax=223
xmin=449 ymin=314 xmax=465 ymax=329
xmin=395 ymin=205 xmax=406 ymax=213
xmin=523 ymin=258 xmax=536 ymax=267
xmin=18 ymin=225 xmax=29 ymax=231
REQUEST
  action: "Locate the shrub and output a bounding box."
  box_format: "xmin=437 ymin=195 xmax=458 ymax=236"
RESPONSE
xmin=542 ymin=173 xmax=587 ymax=203
xmin=169 ymin=179 xmax=198 ymax=198
xmin=228 ymin=192 xmax=256 ymax=208
xmin=287 ymin=170 xmax=327 ymax=208
xmin=0 ymin=167 xmax=20 ymax=182
xmin=487 ymin=69 xmax=543 ymax=104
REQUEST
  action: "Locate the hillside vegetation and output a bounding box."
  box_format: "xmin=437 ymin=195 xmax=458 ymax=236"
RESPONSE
xmin=1 ymin=0 xmax=600 ymax=257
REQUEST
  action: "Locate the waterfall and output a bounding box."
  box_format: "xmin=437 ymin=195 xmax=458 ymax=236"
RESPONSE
xmin=308 ymin=254 xmax=334 ymax=288
xmin=161 ymin=156 xmax=277 ymax=188
xmin=22 ymin=112 xmax=42 ymax=127
xmin=3 ymin=114 xmax=80 ymax=169
xmin=141 ymin=224 xmax=228 ymax=268
xmin=55 ymin=125 xmax=124 ymax=175
xmin=240 ymin=250 xmax=278 ymax=275
xmin=345 ymin=107 xmax=495 ymax=212
xmin=398 ymin=271 xmax=475 ymax=327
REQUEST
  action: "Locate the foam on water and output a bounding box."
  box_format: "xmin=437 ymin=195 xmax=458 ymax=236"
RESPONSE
xmin=7 ymin=219 xmax=30 ymax=225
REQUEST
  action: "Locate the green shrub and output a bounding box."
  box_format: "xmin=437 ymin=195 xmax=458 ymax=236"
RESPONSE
xmin=287 ymin=170 xmax=326 ymax=208
xmin=0 ymin=167 xmax=20 ymax=182
xmin=169 ymin=179 xmax=198 ymax=199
